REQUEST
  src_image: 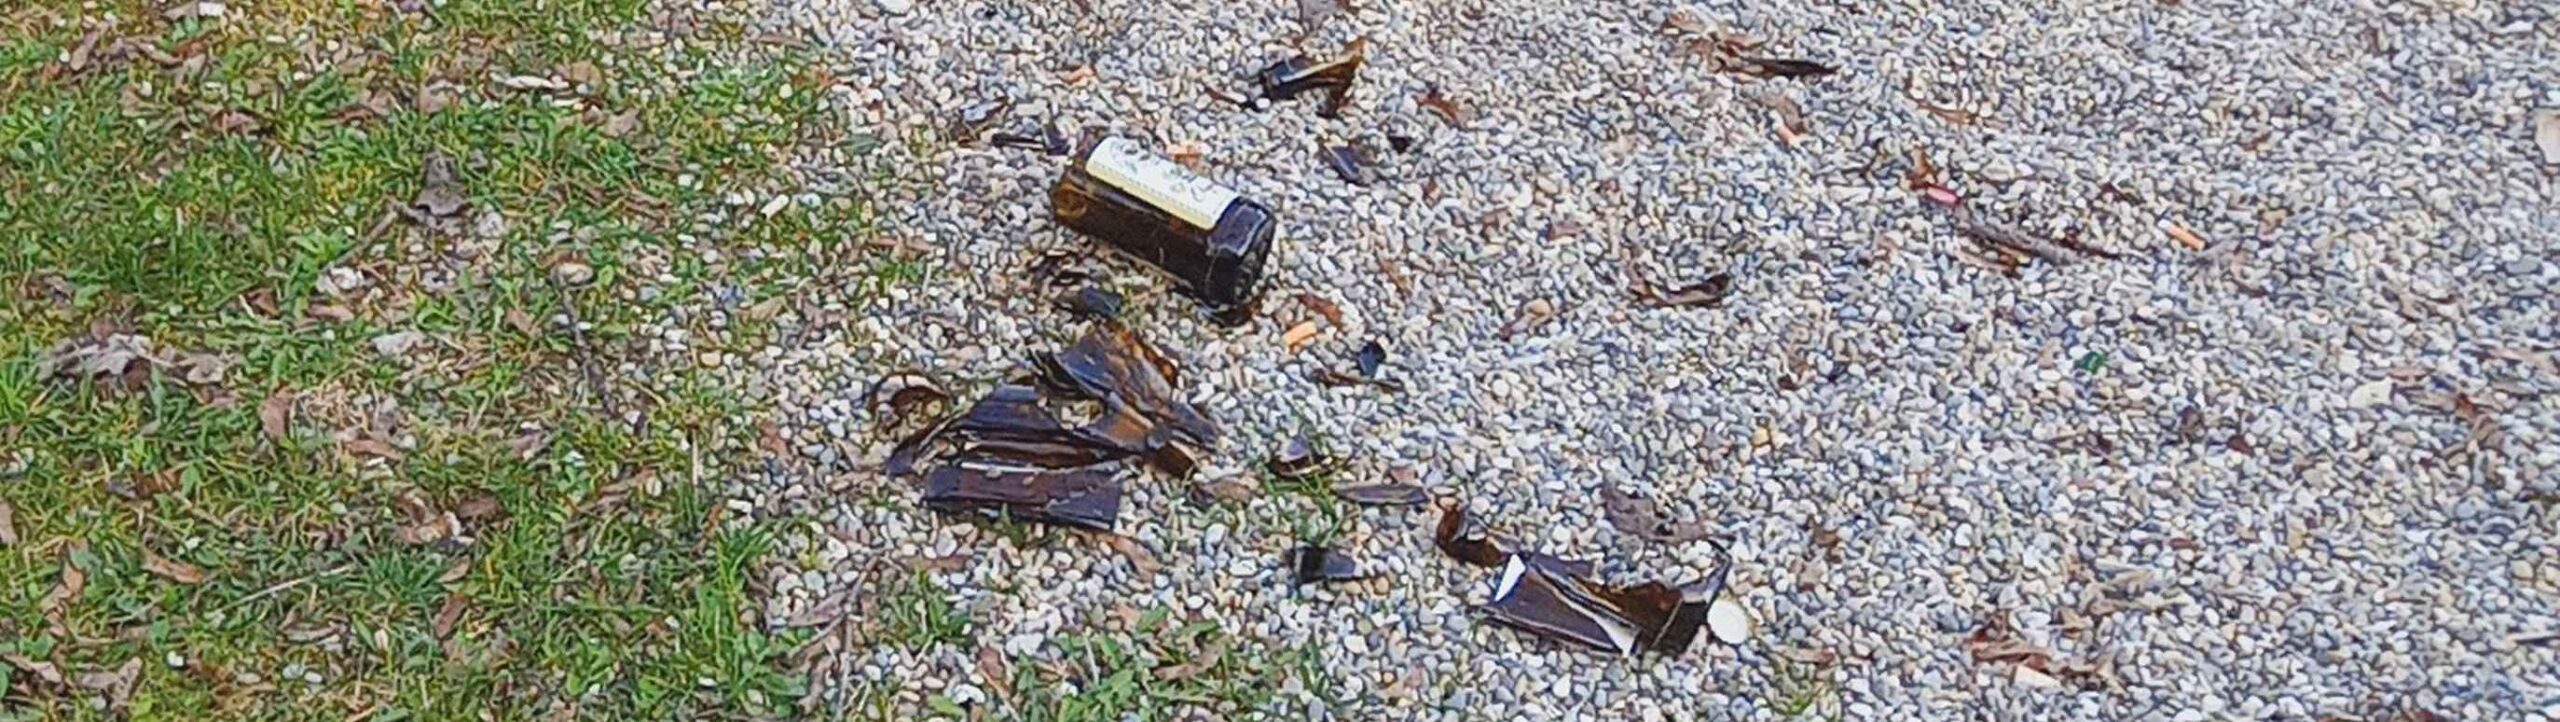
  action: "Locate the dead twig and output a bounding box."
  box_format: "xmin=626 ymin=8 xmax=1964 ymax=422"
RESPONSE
xmin=552 ymin=280 xmax=624 ymax=424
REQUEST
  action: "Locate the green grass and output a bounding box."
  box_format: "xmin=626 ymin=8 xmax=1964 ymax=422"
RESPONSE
xmin=0 ymin=0 xmax=857 ymax=717
xmin=967 ymin=610 xmax=1331 ymax=722
xmin=873 ymin=570 xmax=970 ymax=651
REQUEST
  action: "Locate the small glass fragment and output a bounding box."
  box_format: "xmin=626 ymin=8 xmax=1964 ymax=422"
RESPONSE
xmin=1333 ymin=483 xmax=1428 ymax=507
xmin=1385 ymin=134 xmax=1417 ymax=153
xmin=861 ymin=371 xmax=951 ymax=434
xmin=1287 ymin=546 xmax=1368 ymax=587
xmin=1631 ymin=271 xmax=1731 ymax=308
xmin=920 ymin=465 xmax=1122 ymax=532
xmin=1483 ymin=553 xmax=1726 ymax=656
xmin=1323 ymin=145 xmax=1374 ymax=186
xmin=1354 ymin=340 xmax=1386 ymax=378
xmin=1052 ymin=137 xmax=1277 ymax=313
xmin=1432 ymin=504 xmax=1506 ymax=568
xmin=1056 ymin=286 xmax=1125 ymax=320
xmin=1266 ymin=435 xmax=1333 ymax=480
xmin=1256 ymin=37 xmax=1368 ymax=118
xmin=1734 ymin=57 xmax=1836 ymax=79
xmin=1599 ymin=486 xmax=1715 ymax=544
xmin=1416 ymin=83 xmax=1470 ymax=128
xmin=946 ymin=98 xmax=1012 ymax=143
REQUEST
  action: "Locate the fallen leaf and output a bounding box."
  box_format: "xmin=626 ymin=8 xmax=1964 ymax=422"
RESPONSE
xmin=372 ymin=331 xmax=429 ymax=359
xmin=345 ymin=437 xmax=405 ymax=461
xmin=173 ymin=352 xmax=234 ymax=385
xmin=306 ymin=303 xmax=353 ymax=323
xmin=2537 ymin=110 xmax=2560 ymax=165
xmin=414 ymin=150 xmax=467 ymax=217
xmin=1106 ymin=535 xmax=1161 ymax=579
xmin=2164 ymin=221 xmax=2207 ymax=251
xmin=398 ymin=512 xmax=455 ymax=546
xmin=1151 ymin=634 xmax=1229 ymax=682
xmin=3 ymin=654 xmax=64 ymax=686
xmin=212 ymin=109 xmax=264 ymax=135
xmin=558 ymin=61 xmax=603 ymax=89
xmin=415 ymin=82 xmax=458 ymax=114
xmin=2349 ymin=379 xmax=2394 ymax=408
xmin=40 ymin=543 xmax=89 ymax=614
xmin=1281 ymin=320 xmax=1321 ymax=353
xmin=975 ymin=646 xmax=1013 ymax=695
xmin=1498 ymin=298 xmax=1554 ymax=339
xmin=433 ymin=593 xmax=469 ymax=639
xmin=1295 ymin=292 xmax=1344 ymax=327
xmin=600 ymin=110 xmax=641 ymax=138
xmin=144 ymin=551 xmax=209 ymax=584
xmin=1631 ymin=271 xmax=1733 ymax=309
xmin=508 ymin=427 xmax=551 ymax=460
xmin=1418 ymin=84 xmax=1471 ymax=128
xmin=0 ymin=499 xmax=14 ymax=546
xmin=504 ymin=307 xmax=542 ymax=337
xmin=259 ymin=390 xmax=294 ymax=441
xmin=73 ymin=658 xmax=142 ymax=713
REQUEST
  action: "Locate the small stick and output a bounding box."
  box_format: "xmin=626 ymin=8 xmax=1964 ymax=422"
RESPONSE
xmin=552 ymin=281 xmax=623 ymax=424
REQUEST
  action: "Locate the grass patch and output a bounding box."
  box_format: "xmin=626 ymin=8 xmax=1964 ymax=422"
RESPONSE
xmin=0 ymin=0 xmax=855 ymax=717
xmin=970 ymin=611 xmax=1331 ymax=721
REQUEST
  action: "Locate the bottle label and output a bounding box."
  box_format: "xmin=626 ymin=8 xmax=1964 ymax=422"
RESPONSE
xmin=1086 ymin=137 xmax=1241 ymax=231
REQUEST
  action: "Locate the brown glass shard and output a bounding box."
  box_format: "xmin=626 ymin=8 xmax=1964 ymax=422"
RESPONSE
xmin=1056 ymin=286 xmax=1125 ymax=320
xmin=1324 ymin=145 xmax=1374 ymax=186
xmin=1287 ymin=546 xmax=1368 ymax=587
xmin=1354 ymin=340 xmax=1386 ymax=377
xmin=921 ymin=465 xmax=1121 ymax=532
xmin=1733 ymin=57 xmax=1836 ymax=79
xmin=1256 ymin=38 xmax=1367 ymax=118
xmin=1417 ymin=84 xmax=1471 ymax=129
xmin=1483 ymin=553 xmax=1724 ymax=656
xmin=1334 ymin=483 xmax=1428 ymax=507
xmin=1266 ymin=435 xmax=1335 ymax=480
xmin=862 ymin=371 xmax=951 ymax=434
xmin=1048 ymin=326 xmax=1217 ymax=447
xmin=885 ymin=415 xmax=956 ymax=478
xmin=1631 ymin=270 xmax=1732 ymax=309
xmin=1432 ymin=504 xmax=1508 ymax=569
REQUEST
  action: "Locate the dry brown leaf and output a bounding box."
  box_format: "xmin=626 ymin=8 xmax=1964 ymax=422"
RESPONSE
xmin=345 ymin=437 xmax=404 ymax=461
xmin=2536 ymin=110 xmax=2560 ymax=165
xmin=2164 ymin=221 xmax=2207 ymax=251
xmin=40 ymin=543 xmax=88 ymax=614
xmin=433 ymin=593 xmax=469 ymax=639
xmin=438 ymin=557 xmax=472 ymax=584
xmin=975 ymin=645 xmax=1013 ymax=692
xmin=1281 ymin=320 xmax=1321 ymax=353
xmin=3 ymin=654 xmax=64 ymax=686
xmin=600 ymin=110 xmax=641 ymax=138
xmin=1295 ymin=292 xmax=1344 ymax=327
xmin=1106 ymin=535 xmax=1161 ymax=579
xmin=1418 ymin=84 xmax=1471 ymax=129
xmin=1151 ymin=634 xmax=1229 ymax=681
xmin=504 ymin=307 xmax=542 ymax=337
xmin=143 ymin=550 xmax=208 ymax=585
xmin=307 ymin=303 xmax=354 ymax=323
xmin=73 ymin=658 xmax=142 ymax=713
xmin=1920 ymin=103 xmax=1980 ymax=125
xmin=1062 ymin=65 xmax=1096 ymax=86
xmin=0 ymin=499 xmax=16 ymax=547
xmin=259 ymin=390 xmax=294 ymax=441
xmin=509 ymin=427 xmax=551 ymax=461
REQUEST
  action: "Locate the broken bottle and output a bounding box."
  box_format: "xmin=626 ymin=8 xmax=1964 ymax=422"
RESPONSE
xmin=1051 ymin=137 xmax=1277 ymax=315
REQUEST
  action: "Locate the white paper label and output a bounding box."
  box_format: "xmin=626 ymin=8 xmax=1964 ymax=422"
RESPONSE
xmin=1086 ymin=137 xmax=1241 ymax=230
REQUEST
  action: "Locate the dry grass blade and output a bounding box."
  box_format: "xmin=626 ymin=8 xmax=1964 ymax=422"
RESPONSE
xmin=1295 ymin=292 xmax=1344 ymax=327
xmin=1106 ymin=535 xmax=1162 ymax=579
xmin=144 ymin=550 xmax=209 ymax=584
xmin=0 ymin=499 xmax=15 ymax=547
xmin=1151 ymin=634 xmax=1230 ymax=681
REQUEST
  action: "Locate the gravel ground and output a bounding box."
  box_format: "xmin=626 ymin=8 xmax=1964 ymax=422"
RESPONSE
xmin=722 ymin=0 xmax=2558 ymax=718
